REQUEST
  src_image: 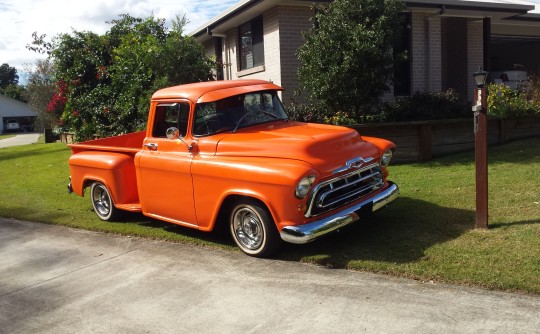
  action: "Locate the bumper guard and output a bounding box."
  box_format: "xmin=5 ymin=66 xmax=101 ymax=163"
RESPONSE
xmin=280 ymin=182 xmax=399 ymax=244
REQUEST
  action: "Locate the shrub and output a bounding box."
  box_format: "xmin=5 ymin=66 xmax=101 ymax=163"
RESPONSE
xmin=524 ymin=75 xmax=540 ymax=108
xmin=324 ymin=111 xmax=356 ymax=126
xmin=487 ymin=83 xmax=539 ymax=119
xmin=286 ymin=101 xmax=329 ymax=123
xmin=378 ymin=89 xmax=470 ymax=122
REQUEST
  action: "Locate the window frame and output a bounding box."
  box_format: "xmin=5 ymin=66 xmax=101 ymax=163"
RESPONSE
xmin=238 ymin=16 xmax=265 ymax=71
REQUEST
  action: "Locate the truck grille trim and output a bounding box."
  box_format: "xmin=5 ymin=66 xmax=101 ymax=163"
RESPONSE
xmin=305 ymin=164 xmax=383 ymax=218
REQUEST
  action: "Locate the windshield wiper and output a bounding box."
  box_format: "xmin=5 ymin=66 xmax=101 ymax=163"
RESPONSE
xmin=232 ymin=111 xmax=253 ymax=133
xmin=232 ymin=110 xmax=285 ymax=133
xmin=261 ymin=110 xmax=279 ymax=119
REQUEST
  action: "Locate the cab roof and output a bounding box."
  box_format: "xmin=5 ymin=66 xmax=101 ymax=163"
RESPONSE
xmin=151 ymin=80 xmax=283 ymax=104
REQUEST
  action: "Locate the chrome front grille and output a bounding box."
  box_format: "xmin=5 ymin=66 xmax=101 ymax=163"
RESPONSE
xmin=305 ymin=164 xmax=384 ymax=217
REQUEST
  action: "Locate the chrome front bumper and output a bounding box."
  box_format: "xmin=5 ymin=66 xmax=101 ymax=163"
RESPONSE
xmin=280 ymin=182 xmax=399 ymax=244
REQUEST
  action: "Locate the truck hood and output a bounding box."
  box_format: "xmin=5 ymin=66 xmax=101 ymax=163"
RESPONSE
xmin=214 ymin=121 xmax=379 ymax=175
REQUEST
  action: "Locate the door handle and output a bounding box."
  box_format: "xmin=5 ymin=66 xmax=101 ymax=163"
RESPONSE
xmin=144 ymin=143 xmax=158 ymax=151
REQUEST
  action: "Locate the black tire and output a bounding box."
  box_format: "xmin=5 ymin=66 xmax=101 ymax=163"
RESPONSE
xmin=90 ymin=182 xmax=120 ymax=221
xmin=229 ymin=199 xmax=282 ymax=257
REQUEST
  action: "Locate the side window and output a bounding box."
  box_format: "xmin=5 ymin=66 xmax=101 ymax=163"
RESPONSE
xmin=152 ymin=103 xmax=190 ymax=138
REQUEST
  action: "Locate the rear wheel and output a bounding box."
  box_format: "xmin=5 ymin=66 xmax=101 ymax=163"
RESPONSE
xmin=90 ymin=182 xmax=120 ymax=221
xmin=229 ymin=199 xmax=281 ymax=257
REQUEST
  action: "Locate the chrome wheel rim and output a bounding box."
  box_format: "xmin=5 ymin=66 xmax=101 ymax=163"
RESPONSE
xmin=92 ymin=185 xmax=111 ymax=217
xmin=232 ymin=207 xmax=264 ymax=250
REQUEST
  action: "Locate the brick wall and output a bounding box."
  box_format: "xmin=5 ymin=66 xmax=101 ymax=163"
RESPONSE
xmin=277 ymin=5 xmax=313 ymax=104
xmin=411 ymin=12 xmax=428 ymax=93
xmin=411 ymin=12 xmax=442 ymax=94
xmin=467 ymin=19 xmax=484 ymax=101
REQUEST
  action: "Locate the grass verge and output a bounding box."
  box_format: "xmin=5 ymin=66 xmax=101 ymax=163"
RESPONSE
xmin=0 ymin=138 xmax=539 ymax=293
xmin=0 ymin=134 xmax=16 ymax=140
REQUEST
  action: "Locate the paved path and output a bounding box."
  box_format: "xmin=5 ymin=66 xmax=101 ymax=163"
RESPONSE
xmin=0 ymin=133 xmax=41 ymax=148
xmin=0 ymin=218 xmax=539 ymax=334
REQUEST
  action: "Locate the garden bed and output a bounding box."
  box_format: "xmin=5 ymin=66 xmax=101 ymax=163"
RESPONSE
xmin=351 ymin=116 xmax=540 ymax=162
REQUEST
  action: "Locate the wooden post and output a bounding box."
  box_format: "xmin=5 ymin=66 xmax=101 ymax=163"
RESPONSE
xmin=474 ymin=87 xmax=488 ymax=229
xmin=418 ymin=124 xmax=432 ymax=162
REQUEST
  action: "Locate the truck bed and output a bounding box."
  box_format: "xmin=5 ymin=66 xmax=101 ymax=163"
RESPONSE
xmin=68 ymin=131 xmax=146 ymax=154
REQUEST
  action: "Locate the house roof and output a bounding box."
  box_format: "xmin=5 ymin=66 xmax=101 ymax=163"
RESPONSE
xmin=0 ymin=95 xmax=35 ymax=118
xmin=190 ymin=0 xmax=540 ymax=43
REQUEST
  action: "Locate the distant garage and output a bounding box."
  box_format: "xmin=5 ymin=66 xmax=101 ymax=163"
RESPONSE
xmin=491 ymin=34 xmax=540 ymax=75
xmin=0 ymin=95 xmax=36 ymax=133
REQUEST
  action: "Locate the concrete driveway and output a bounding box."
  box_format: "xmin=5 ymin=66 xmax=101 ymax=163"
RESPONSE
xmin=0 ymin=218 xmax=538 ymax=334
xmin=0 ymin=133 xmax=41 ymax=148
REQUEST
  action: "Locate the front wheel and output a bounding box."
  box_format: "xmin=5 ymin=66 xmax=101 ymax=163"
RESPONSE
xmin=90 ymin=182 xmax=120 ymax=221
xmin=229 ymin=199 xmax=282 ymax=257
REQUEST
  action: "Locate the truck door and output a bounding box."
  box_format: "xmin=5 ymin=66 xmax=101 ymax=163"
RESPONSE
xmin=137 ymin=101 xmax=198 ymax=227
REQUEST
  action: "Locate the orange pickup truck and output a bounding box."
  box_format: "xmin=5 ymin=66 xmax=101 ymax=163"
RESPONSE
xmin=68 ymin=80 xmax=399 ymax=257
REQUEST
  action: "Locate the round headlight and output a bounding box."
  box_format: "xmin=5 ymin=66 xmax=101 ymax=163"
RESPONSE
xmin=381 ymin=149 xmax=393 ymax=167
xmin=295 ymin=175 xmax=316 ymax=199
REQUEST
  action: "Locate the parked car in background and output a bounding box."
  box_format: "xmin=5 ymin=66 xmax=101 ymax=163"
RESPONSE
xmin=6 ymin=120 xmax=20 ymax=132
xmin=490 ymin=70 xmax=528 ymax=91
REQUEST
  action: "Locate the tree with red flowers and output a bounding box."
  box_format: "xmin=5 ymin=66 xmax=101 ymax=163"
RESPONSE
xmin=30 ymin=14 xmax=214 ymax=140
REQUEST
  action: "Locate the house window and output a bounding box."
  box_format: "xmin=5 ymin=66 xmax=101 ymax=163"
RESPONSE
xmin=239 ymin=16 xmax=264 ymax=70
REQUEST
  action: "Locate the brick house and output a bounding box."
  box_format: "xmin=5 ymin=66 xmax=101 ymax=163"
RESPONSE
xmin=190 ymin=0 xmax=540 ymax=104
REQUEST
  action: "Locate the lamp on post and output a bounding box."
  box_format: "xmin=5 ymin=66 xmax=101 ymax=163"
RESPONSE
xmin=472 ymin=69 xmax=489 ymax=229
xmin=473 ymin=70 xmax=488 ymax=88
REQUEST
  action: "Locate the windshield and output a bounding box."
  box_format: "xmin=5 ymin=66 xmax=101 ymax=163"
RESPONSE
xmin=193 ymin=90 xmax=288 ymax=136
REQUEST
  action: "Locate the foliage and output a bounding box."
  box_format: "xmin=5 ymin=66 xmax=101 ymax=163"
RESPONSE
xmin=286 ymin=101 xmax=329 ymax=123
xmin=487 ymin=83 xmax=539 ymax=119
xmin=378 ymin=90 xmax=470 ymax=122
xmin=297 ymin=0 xmax=405 ymax=116
xmin=0 ymin=63 xmax=19 ymax=89
xmin=47 ymin=80 xmax=68 ymax=116
xmin=0 ymin=63 xmax=27 ymax=103
xmin=23 ymin=59 xmax=56 ymax=130
xmin=324 ymin=111 xmax=356 ymax=125
xmin=524 ymin=75 xmax=540 ymax=104
xmin=32 ymin=14 xmax=214 ymax=140
xmin=1 ymin=84 xmax=27 ymax=102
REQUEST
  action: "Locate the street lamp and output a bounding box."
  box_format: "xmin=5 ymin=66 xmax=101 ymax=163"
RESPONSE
xmin=472 ymin=69 xmax=489 ymax=229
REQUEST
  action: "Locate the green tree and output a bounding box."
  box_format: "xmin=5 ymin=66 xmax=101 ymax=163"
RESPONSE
xmin=35 ymin=14 xmax=213 ymax=140
xmin=297 ymin=0 xmax=405 ymax=118
xmin=0 ymin=63 xmax=19 ymax=89
xmin=1 ymin=84 xmax=28 ymax=102
xmin=0 ymin=63 xmax=28 ymax=102
xmin=23 ymin=59 xmax=56 ymax=130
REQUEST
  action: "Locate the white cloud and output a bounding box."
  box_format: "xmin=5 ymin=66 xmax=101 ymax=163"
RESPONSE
xmin=0 ymin=0 xmax=238 ymax=74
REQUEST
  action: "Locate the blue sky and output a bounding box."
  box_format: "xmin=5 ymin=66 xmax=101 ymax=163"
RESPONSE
xmin=0 ymin=0 xmax=539 ymax=78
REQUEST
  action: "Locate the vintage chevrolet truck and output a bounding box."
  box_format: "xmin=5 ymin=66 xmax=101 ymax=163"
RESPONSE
xmin=68 ymin=80 xmax=399 ymax=257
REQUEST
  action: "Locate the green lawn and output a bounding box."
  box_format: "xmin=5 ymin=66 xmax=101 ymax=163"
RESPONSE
xmin=0 ymin=138 xmax=539 ymax=293
xmin=0 ymin=134 xmax=16 ymax=140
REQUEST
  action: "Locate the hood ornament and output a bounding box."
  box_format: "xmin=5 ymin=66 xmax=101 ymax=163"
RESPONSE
xmin=333 ymin=156 xmax=374 ymax=174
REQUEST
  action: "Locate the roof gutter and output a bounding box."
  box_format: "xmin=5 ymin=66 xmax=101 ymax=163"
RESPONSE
xmin=191 ymin=0 xmax=265 ymax=38
xmin=191 ymin=0 xmax=539 ymax=38
xmin=404 ymin=0 xmax=535 ymax=14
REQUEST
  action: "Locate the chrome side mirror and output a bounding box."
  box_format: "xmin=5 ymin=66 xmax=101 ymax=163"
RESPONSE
xmin=166 ymin=127 xmax=180 ymax=139
xmin=166 ymin=126 xmax=193 ymax=152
